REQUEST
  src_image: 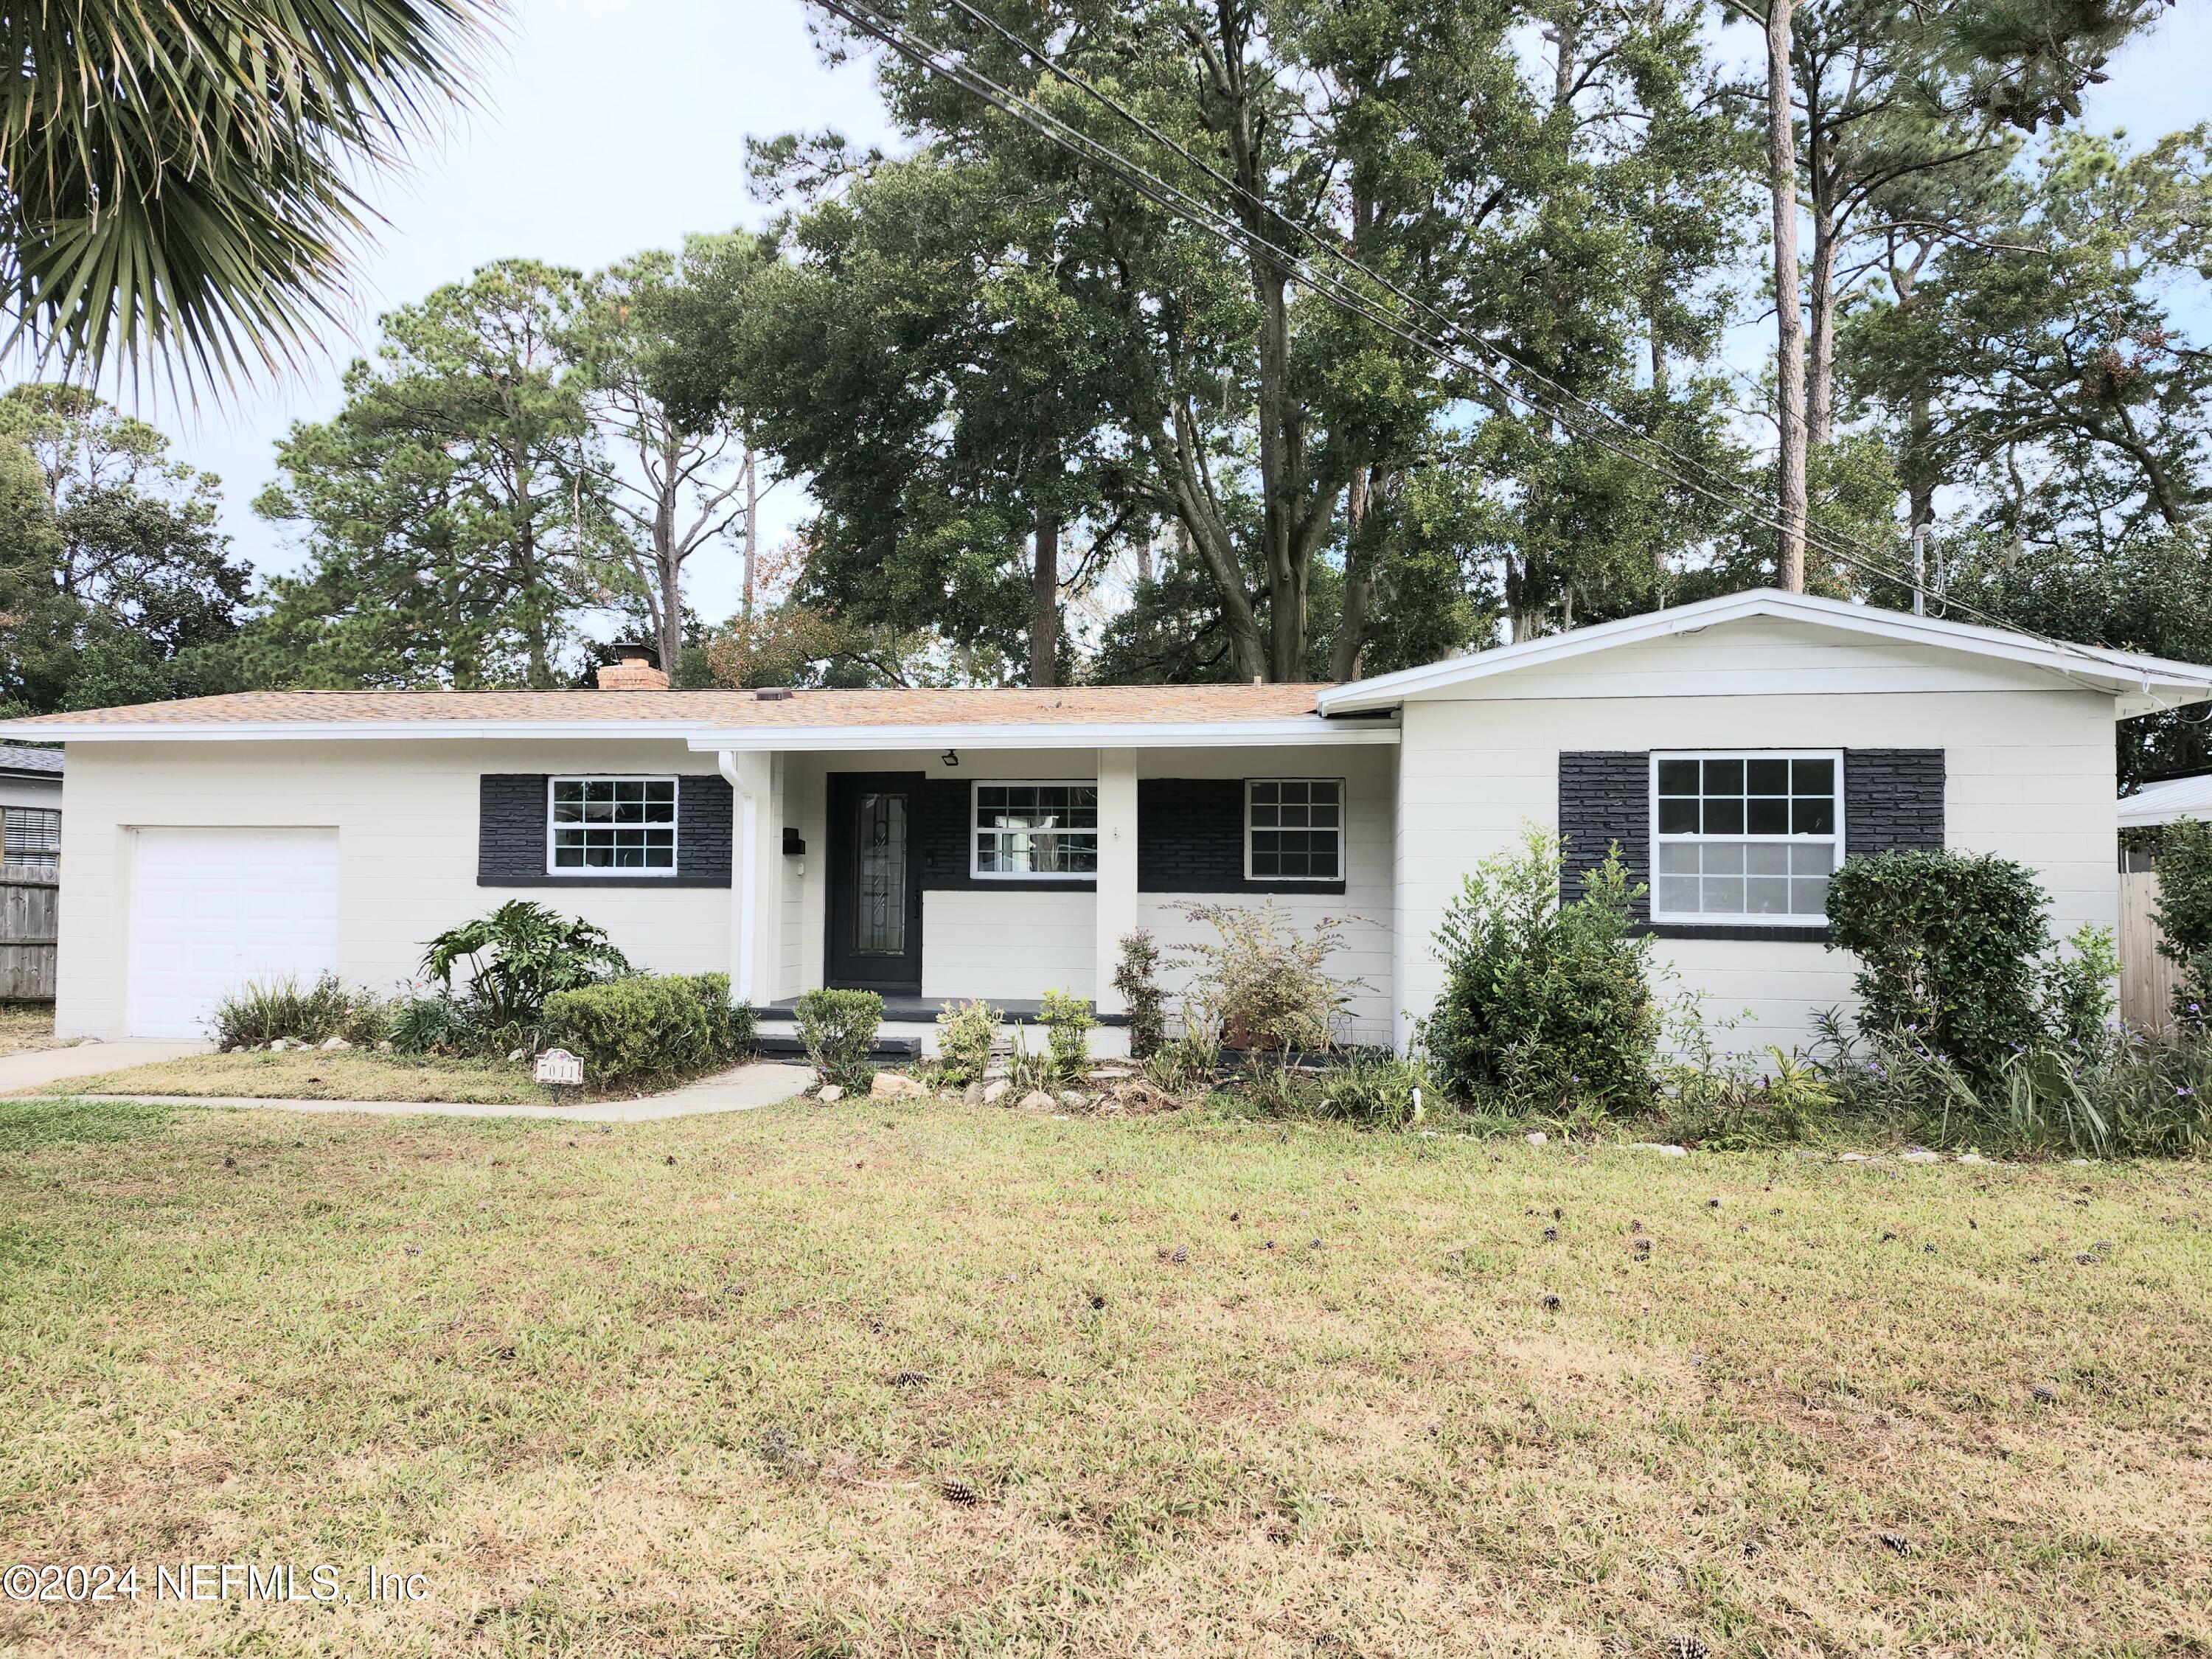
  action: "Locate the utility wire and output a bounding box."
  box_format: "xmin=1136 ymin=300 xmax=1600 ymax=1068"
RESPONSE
xmin=871 ymin=0 xmax=1938 ymax=599
xmin=809 ymin=0 xmax=2205 ymax=700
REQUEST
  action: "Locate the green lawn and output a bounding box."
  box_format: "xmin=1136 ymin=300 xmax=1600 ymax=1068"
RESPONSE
xmin=1 ymin=1096 xmax=2207 ymax=1657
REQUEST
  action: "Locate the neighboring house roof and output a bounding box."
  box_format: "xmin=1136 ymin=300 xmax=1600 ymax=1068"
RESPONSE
xmin=2120 ymin=772 xmax=2212 ymax=830
xmin=0 ymin=684 xmax=1397 ymax=751
xmin=0 ymin=743 xmax=63 ymax=776
xmin=1315 ymin=587 xmax=2212 ymax=720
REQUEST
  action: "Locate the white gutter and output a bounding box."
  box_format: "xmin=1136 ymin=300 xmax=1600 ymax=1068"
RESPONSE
xmin=717 ymin=748 xmax=757 ymax=1005
xmin=0 ymin=715 xmax=1399 ymax=748
xmin=683 ymin=717 xmax=1399 ymax=754
xmin=0 ymin=720 xmax=712 ymax=743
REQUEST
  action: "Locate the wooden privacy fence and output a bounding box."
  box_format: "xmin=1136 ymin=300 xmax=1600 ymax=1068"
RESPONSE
xmin=2119 ymin=868 xmax=2178 ymax=1030
xmin=0 ymin=861 xmax=57 ymax=1001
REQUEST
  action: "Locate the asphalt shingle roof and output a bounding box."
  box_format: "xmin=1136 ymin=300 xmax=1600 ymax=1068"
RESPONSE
xmin=0 ymin=684 xmax=1331 ymax=731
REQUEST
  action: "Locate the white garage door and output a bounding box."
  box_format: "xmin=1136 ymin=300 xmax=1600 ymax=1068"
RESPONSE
xmin=127 ymin=828 xmax=341 ymax=1040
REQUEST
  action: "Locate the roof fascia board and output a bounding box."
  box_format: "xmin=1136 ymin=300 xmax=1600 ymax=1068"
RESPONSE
xmin=0 ymin=720 xmax=714 ymax=743
xmin=1317 ymin=589 xmax=2212 ymax=712
xmin=688 ymin=718 xmax=1399 ymax=752
xmin=0 ymin=717 xmax=1397 ymax=749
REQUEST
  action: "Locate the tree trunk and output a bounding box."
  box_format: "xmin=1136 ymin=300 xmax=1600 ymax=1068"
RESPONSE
xmin=1253 ymin=265 xmax=1305 ymax=683
xmin=1806 ymin=190 xmax=1838 ymax=450
xmin=1329 ymin=466 xmax=1374 ymax=684
xmin=1767 ymin=0 xmax=1809 ymax=594
xmin=742 ymin=448 xmax=759 ymax=622
xmin=654 ymin=439 xmax=684 ymax=682
xmin=1029 ymin=506 xmax=1059 ymax=687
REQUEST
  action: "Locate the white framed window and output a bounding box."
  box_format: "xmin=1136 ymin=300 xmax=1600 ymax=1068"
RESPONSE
xmin=1247 ymin=778 xmax=1343 ymax=881
xmin=548 ymin=776 xmax=678 ymax=874
xmin=1651 ymin=752 xmax=1840 ymax=924
xmin=972 ymin=782 xmax=1098 ymax=878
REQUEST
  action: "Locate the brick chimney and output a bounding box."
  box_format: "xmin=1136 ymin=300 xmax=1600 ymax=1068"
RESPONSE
xmin=597 ymin=641 xmax=669 ymax=691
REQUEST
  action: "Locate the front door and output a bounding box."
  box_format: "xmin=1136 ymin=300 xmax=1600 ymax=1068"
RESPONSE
xmin=825 ymin=772 xmax=925 ymax=993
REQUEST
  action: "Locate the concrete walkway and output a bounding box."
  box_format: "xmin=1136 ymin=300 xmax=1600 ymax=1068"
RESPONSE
xmin=0 ymin=1038 xmax=209 ymax=1091
xmin=61 ymin=1060 xmax=816 ymax=1123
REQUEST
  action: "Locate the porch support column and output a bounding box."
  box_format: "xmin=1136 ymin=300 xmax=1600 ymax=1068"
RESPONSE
xmin=1093 ymin=748 xmax=1139 ymax=1015
xmin=717 ymin=749 xmax=779 ymax=1007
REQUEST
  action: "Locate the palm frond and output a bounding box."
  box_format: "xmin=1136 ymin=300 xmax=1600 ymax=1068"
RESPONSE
xmin=0 ymin=0 xmax=502 ymax=391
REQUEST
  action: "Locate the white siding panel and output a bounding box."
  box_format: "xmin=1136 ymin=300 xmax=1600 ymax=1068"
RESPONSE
xmin=1394 ymin=685 xmax=2118 ymax=1054
xmin=57 ymin=740 xmax=737 ymax=1039
xmin=922 ymin=888 xmax=1096 ymax=1001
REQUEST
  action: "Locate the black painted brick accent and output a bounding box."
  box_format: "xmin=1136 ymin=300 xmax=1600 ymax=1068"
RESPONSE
xmin=917 ymin=776 xmax=1096 ymax=892
xmin=1138 ymin=778 xmax=1348 ymax=897
xmin=1557 ymin=748 xmax=1946 ymax=942
xmin=477 ymin=773 xmax=732 ymax=888
xmin=1844 ymin=749 xmax=1946 ymax=854
xmin=1558 ymin=752 xmax=1653 ymax=922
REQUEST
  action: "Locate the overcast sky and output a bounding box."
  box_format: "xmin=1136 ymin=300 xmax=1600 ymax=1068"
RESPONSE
xmin=104 ymin=0 xmax=2212 ymax=625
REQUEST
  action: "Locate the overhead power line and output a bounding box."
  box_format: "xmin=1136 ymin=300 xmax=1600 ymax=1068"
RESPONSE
xmin=806 ymin=0 xmax=2200 ymax=702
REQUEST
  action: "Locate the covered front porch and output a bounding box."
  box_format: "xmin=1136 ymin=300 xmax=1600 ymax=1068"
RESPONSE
xmin=699 ymin=720 xmax=1401 ymax=1054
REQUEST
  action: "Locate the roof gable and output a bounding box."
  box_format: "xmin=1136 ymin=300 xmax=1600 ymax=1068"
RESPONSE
xmin=1316 ymin=588 xmax=2212 ymax=720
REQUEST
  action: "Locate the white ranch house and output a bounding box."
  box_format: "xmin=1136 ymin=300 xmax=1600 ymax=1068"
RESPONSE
xmin=7 ymin=588 xmax=2207 ymax=1054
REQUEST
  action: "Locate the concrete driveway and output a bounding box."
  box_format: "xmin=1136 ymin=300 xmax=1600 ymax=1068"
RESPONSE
xmin=46 ymin=1060 xmax=817 ymax=1123
xmin=0 ymin=1039 xmax=209 ymax=1092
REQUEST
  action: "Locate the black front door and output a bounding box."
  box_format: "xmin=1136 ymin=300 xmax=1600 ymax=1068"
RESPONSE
xmin=825 ymin=772 xmax=925 ymax=993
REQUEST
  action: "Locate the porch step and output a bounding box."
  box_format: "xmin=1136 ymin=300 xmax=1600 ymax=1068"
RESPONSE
xmin=751 ymin=1030 xmax=922 ymax=1062
xmin=750 ymin=995 xmax=1129 ymax=1027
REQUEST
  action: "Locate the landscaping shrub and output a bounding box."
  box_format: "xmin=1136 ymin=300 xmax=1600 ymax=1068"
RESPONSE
xmin=684 ymin=973 xmax=756 ymax=1065
xmin=935 ymin=999 xmax=1000 ymax=1086
xmin=1141 ymin=1014 xmax=1221 ymax=1098
xmin=793 ymin=988 xmax=882 ymax=1093
xmin=1113 ymin=930 xmax=1167 ymax=1059
xmin=1824 ymin=848 xmax=2049 ymax=1087
xmin=386 ymin=993 xmax=485 ymax=1058
xmin=213 ymin=974 xmax=389 ymax=1049
xmin=1419 ymin=827 xmax=1658 ymax=1113
xmin=2153 ymin=816 xmax=2212 ymax=1023
xmin=1037 ymin=989 xmax=1095 ymax=1082
xmin=420 ymin=900 xmax=630 ymax=1028
xmin=542 ymin=974 xmax=734 ymax=1088
xmin=1316 ymin=1051 xmax=1430 ymax=1130
xmin=1177 ymin=902 xmax=1360 ymax=1055
xmin=2044 ymin=925 xmax=2121 ymax=1056
xmin=1811 ymin=1002 xmax=2212 ymax=1160
xmin=1663 ymin=1038 xmax=1835 ymax=1150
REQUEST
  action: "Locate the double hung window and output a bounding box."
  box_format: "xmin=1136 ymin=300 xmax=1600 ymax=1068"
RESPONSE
xmin=1652 ymin=753 xmax=1839 ymax=922
xmin=549 ymin=777 xmax=677 ymax=872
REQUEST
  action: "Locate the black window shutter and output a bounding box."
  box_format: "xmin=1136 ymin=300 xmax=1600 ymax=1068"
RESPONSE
xmin=478 ymin=774 xmax=549 ymax=885
xmin=1843 ymin=750 xmax=1945 ymax=853
xmin=476 ymin=773 xmax=732 ymax=888
xmin=1557 ymin=752 xmax=1652 ymax=923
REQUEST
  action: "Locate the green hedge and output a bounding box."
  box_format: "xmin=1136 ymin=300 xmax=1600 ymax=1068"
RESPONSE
xmin=540 ymin=973 xmax=755 ymax=1088
xmin=1825 ymin=849 xmax=2048 ymax=1085
xmin=793 ymin=988 xmax=882 ymax=1093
